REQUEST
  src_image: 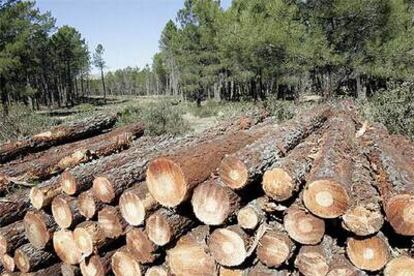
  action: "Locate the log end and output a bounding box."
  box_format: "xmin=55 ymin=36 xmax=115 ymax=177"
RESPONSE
xmin=78 ymin=191 xmax=97 ymax=219
xmin=384 ymin=256 xmax=414 ymax=276
xmin=218 ymin=156 xmax=248 ymax=190
xmin=284 ymin=207 xmax=325 ymax=245
xmin=263 ymin=168 xmax=294 ymax=201
xmin=111 ymin=250 xmax=142 ymax=276
xmin=342 ymin=205 xmax=384 ymax=236
xmin=0 ymin=233 xmax=8 ymax=255
xmin=14 ymin=247 xmax=30 ymax=272
xmin=303 ymin=180 xmax=350 ymax=218
xmin=73 ymin=227 xmax=94 ymax=257
xmin=147 ymin=158 xmax=187 ymax=207
xmin=53 ymin=229 xmax=82 ymax=265
xmin=97 ymin=207 xmax=124 ymax=239
xmin=126 ymin=228 xmax=157 ymax=264
xmin=146 ymin=212 xmax=171 ymax=246
xmin=80 ymin=255 xmax=105 ymax=276
xmin=29 ymin=187 xmax=46 ymax=210
xmin=145 ymin=266 xmax=169 ymax=276
xmin=93 ymin=176 xmax=115 ymax=204
xmin=24 ymin=211 xmax=50 ymax=249
xmin=61 ymin=171 xmax=77 ymax=195
xmin=385 ymin=194 xmax=414 ymax=236
xmin=51 ymin=195 xmax=74 ymax=229
xmin=346 ymin=236 xmax=389 ymax=271
xmin=257 ymin=230 xmax=293 ymax=268
xmin=295 ymin=246 xmax=329 ymax=276
xmin=219 ymin=267 xmax=245 ymax=276
xmin=192 ymin=181 xmax=234 ymax=225
xmin=119 ymin=190 xmax=146 ymax=226
xmin=208 ymin=228 xmax=247 ymax=266
xmin=1 ymin=254 xmax=15 ymax=272
xmin=237 ymin=206 xmax=260 ymax=230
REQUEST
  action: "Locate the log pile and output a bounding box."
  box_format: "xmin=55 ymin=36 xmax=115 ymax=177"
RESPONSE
xmin=0 ymin=103 xmax=414 ymax=275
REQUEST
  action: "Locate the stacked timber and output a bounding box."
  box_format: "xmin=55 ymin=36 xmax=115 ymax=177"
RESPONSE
xmin=0 ymin=103 xmax=414 ymax=275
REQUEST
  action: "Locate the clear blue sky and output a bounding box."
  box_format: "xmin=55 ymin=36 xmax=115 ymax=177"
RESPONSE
xmin=36 ymin=0 xmax=232 ymax=73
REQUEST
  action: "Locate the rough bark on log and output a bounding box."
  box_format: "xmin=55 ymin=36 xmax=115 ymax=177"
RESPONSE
xmin=146 ymin=208 xmax=196 ymax=246
xmin=61 ymin=263 xmax=81 ymax=276
xmin=146 ymin=126 xmax=272 ymax=207
xmin=97 ymin=206 xmax=128 ymax=239
xmin=51 ymin=194 xmax=83 ymax=229
xmin=0 ymin=123 xmax=143 ymax=186
xmin=384 ymin=255 xmax=414 ymax=276
xmin=303 ymin=113 xmax=355 ymax=218
xmin=73 ymin=221 xmax=107 ymax=257
xmin=167 ymin=225 xmax=216 ymax=276
xmin=218 ymin=108 xmax=329 ymax=190
xmin=0 ymin=220 xmax=27 ymax=255
xmin=256 ymin=222 xmax=294 ymax=268
xmin=361 ymin=124 xmax=414 ymax=235
xmin=342 ymin=147 xmax=383 ymax=236
xmin=248 ymin=263 xmax=291 ymax=276
xmin=126 ymin=227 xmax=160 ymax=264
xmin=208 ymin=225 xmax=252 ymax=267
xmin=111 ymin=247 xmax=143 ymax=276
xmin=346 ymin=232 xmax=390 ymax=271
xmin=14 ymin=243 xmax=56 ymax=272
xmin=78 ymin=190 xmax=104 ymax=219
xmin=237 ymin=198 xmax=266 ymax=230
xmin=79 ymin=250 xmax=114 ymax=276
xmin=53 ymin=229 xmax=82 ymax=265
xmin=30 ymin=179 xmax=63 ymax=210
xmin=0 ymin=190 xmax=31 ymax=226
xmin=24 ymin=210 xmax=58 ymax=249
xmin=390 ymin=134 xmax=414 ymax=166
xmin=191 ymin=178 xmax=240 ymax=225
xmin=29 ymin=263 xmax=62 ymax=276
xmin=0 ymin=113 xmax=117 ymax=164
xmin=262 ymin=133 xmax=319 ymax=201
xmin=284 ymin=196 xmax=325 ymax=245
xmin=119 ymin=183 xmax=159 ymax=226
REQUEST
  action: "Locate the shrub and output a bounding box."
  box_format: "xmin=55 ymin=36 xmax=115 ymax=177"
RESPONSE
xmin=264 ymin=97 xmax=295 ymax=122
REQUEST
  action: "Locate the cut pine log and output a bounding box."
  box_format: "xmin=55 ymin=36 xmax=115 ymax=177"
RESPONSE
xmin=0 ymin=113 xmax=117 ymax=164
xmin=0 ymin=123 xmax=143 ymax=185
xmin=362 ymin=124 xmax=414 ymax=235
xmin=384 ymin=255 xmax=414 ymax=276
xmin=146 ymin=208 xmax=196 ymax=246
xmin=80 ymin=250 xmax=114 ymax=276
xmin=208 ymin=225 xmax=251 ymax=267
xmin=218 ymin=108 xmax=329 ymax=190
xmin=248 ymin=263 xmax=291 ymax=276
xmin=78 ymin=190 xmax=104 ymax=219
xmin=30 ymin=179 xmax=63 ymax=210
xmin=283 ymin=196 xmax=325 ymax=245
xmin=24 ymin=210 xmax=58 ymax=249
xmin=256 ymin=222 xmax=294 ymax=268
xmin=346 ymin=233 xmax=390 ymax=271
xmin=237 ymin=198 xmax=266 ymax=230
xmin=146 ymin=126 xmax=271 ymax=207
xmin=262 ymin=133 xmax=319 ymax=201
xmin=0 ymin=190 xmax=31 ymax=226
xmin=53 ymin=229 xmax=82 ymax=265
xmin=191 ymin=178 xmax=240 ymax=225
xmin=126 ymin=227 xmax=160 ymax=264
xmin=111 ymin=247 xmax=143 ymax=276
xmin=303 ymin=113 xmax=355 ymax=218
xmin=73 ymin=221 xmax=107 ymax=257
xmin=97 ymin=206 xmax=128 ymax=239
xmin=342 ymin=148 xmax=383 ymax=236
xmin=119 ymin=183 xmax=159 ymax=226
xmin=14 ymin=243 xmax=56 ymax=273
xmin=167 ymin=225 xmax=216 ymax=276
xmin=61 ymin=263 xmax=81 ymax=276
xmin=0 ymin=220 xmax=27 ymax=255
xmin=51 ymin=194 xmax=83 ymax=229
xmin=145 ymin=265 xmax=169 ymax=276
xmin=1 ymin=254 xmax=15 ymax=272
xmin=327 ymin=254 xmax=360 ymax=276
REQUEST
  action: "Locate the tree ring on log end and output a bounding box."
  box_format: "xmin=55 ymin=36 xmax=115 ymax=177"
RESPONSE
xmin=257 ymin=231 xmax=292 ymax=268
xmin=53 ymin=229 xmax=82 ymax=265
xmin=263 ymin=168 xmax=294 ymax=201
xmin=346 ymin=236 xmax=389 ymax=271
xmin=147 ymin=158 xmax=187 ymax=207
xmin=147 ymin=213 xmax=171 ymax=246
xmin=218 ymin=156 xmax=248 ymax=190
xmin=342 ymin=205 xmax=383 ymax=236
xmin=1 ymin=254 xmax=15 ymax=272
xmin=237 ymin=207 xmax=259 ymax=230
xmin=145 ymin=266 xmax=168 ymax=276
xmin=385 ymin=194 xmax=414 ymax=236
xmin=29 ymin=187 xmax=45 ymax=210
xmin=24 ymin=211 xmax=50 ymax=249
xmin=119 ymin=191 xmax=145 ymax=226
xmin=14 ymin=248 xmax=30 ymax=272
xmin=93 ymin=177 xmax=115 ymax=203
xmin=79 ymin=192 xmax=97 ymax=219
xmin=384 ymin=256 xmax=414 ymax=276
xmin=73 ymin=227 xmax=94 ymax=256
xmin=51 ymin=195 xmax=73 ymax=228
xmin=112 ymin=251 xmax=142 ymax=276
xmin=80 ymin=255 xmax=105 ymax=276
xmin=208 ymin=228 xmax=246 ymax=266
xmin=192 ymin=182 xmax=233 ymax=225
xmin=61 ymin=171 xmax=77 ymax=195
xmin=303 ymin=180 xmax=349 ymax=218
xmin=284 ymin=208 xmax=325 ymax=245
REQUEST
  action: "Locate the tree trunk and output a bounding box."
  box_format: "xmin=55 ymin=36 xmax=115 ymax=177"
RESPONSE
xmin=126 ymin=227 xmax=160 ymax=264
xmin=51 ymin=194 xmax=83 ymax=229
xmin=78 ymin=190 xmax=104 ymax=219
xmin=73 ymin=221 xmax=108 ymax=257
xmin=111 ymin=247 xmax=144 ymax=276
xmin=14 ymin=243 xmax=56 ymax=273
xmin=384 ymin=256 xmax=414 ymax=276
xmin=0 ymin=190 xmax=31 ymax=226
xmin=0 ymin=220 xmax=27 ymax=255
xmin=23 ymin=210 xmax=58 ymax=249
xmin=97 ymin=206 xmax=128 ymax=239
xmin=79 ymin=250 xmax=114 ymax=276
xmin=53 ymin=229 xmax=82 ymax=265
xmin=101 ymin=68 xmax=106 ymax=103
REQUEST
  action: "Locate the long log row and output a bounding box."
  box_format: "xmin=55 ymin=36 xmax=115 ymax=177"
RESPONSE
xmin=0 ymin=123 xmax=144 ymax=186
xmin=0 ymin=113 xmax=117 ymax=164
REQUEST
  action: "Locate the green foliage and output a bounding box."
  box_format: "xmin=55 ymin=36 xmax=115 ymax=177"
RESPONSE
xmin=117 ymin=102 xmax=190 ymax=136
xmin=0 ymin=104 xmax=56 ymax=142
xmin=359 ymin=83 xmax=414 ymax=139
xmin=264 ymin=97 xmax=295 ymax=122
